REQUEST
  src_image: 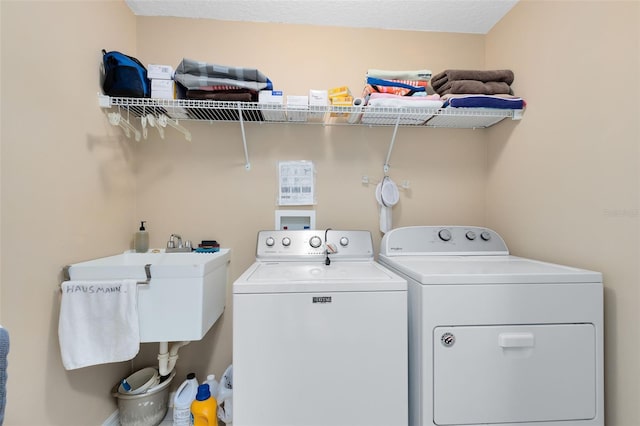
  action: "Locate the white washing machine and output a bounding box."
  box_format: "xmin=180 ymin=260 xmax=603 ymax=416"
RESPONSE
xmin=378 ymin=226 xmax=604 ymax=426
xmin=233 ymin=229 xmax=408 ymax=426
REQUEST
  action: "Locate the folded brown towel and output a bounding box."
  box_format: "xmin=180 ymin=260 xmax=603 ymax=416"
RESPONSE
xmin=431 ymin=69 xmax=515 ymax=91
xmin=185 ymin=90 xmax=255 ymax=102
xmin=437 ymin=80 xmax=512 ymax=96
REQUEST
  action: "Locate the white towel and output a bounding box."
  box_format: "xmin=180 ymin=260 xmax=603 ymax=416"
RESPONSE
xmin=58 ymin=280 xmax=140 ymax=370
xmin=367 ymin=69 xmax=433 ymax=81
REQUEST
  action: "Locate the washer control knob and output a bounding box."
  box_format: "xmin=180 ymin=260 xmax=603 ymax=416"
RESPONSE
xmin=309 ymin=236 xmax=322 ymax=248
xmin=466 ymin=231 xmax=476 ymax=241
xmin=282 ymin=237 xmax=291 ymax=247
xmin=480 ymin=231 xmax=492 ymax=241
xmin=340 ymin=237 xmax=349 ymax=247
xmin=265 ymin=237 xmax=275 ymax=247
xmin=438 ymin=229 xmax=452 ymax=242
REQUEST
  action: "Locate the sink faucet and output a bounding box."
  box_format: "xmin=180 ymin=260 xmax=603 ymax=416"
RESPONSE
xmin=170 ymin=234 xmax=183 ymax=249
xmin=167 ymin=234 xmax=192 ymax=252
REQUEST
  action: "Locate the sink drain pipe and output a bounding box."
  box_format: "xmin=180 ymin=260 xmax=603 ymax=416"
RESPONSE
xmin=158 ymin=341 xmax=190 ymax=376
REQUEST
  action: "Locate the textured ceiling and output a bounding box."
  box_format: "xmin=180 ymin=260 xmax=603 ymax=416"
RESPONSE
xmin=125 ymin=0 xmax=519 ymax=34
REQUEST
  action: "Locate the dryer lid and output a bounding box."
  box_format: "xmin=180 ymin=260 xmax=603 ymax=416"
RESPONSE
xmin=379 ymin=254 xmax=602 ymax=284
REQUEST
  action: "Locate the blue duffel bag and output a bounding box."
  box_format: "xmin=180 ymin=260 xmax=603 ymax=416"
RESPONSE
xmin=102 ymin=49 xmax=150 ymax=98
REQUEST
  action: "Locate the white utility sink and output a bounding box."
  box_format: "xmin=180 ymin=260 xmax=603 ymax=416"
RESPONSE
xmin=67 ymin=250 xmax=230 ymax=342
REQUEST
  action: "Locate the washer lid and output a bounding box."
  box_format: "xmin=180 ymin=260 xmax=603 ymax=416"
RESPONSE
xmin=378 ymin=255 xmax=602 ymax=285
xmin=233 ymin=261 xmax=406 ymax=293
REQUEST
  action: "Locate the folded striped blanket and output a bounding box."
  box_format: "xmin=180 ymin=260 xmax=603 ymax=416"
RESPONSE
xmin=363 ymin=77 xmax=429 ymax=97
xmin=175 ymin=58 xmax=273 ymax=91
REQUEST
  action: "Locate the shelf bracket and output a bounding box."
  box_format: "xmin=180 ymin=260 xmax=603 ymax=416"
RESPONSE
xmin=238 ymin=103 xmax=251 ymax=170
xmin=383 ymin=115 xmax=401 ymax=174
xmin=98 ymin=94 xmax=111 ymax=108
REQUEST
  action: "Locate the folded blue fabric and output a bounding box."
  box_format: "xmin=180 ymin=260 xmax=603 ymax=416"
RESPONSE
xmin=366 ymin=77 xmax=426 ymax=92
xmin=445 ymin=95 xmax=524 ymax=109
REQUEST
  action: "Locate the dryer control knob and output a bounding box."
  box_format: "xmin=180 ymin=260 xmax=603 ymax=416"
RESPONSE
xmin=282 ymin=237 xmax=291 ymax=247
xmin=265 ymin=237 xmax=275 ymax=247
xmin=340 ymin=237 xmax=349 ymax=247
xmin=466 ymin=231 xmax=477 ymax=240
xmin=309 ymin=236 xmax=322 ymax=248
xmin=480 ymin=231 xmax=492 ymax=241
xmin=438 ymin=229 xmax=452 ymax=241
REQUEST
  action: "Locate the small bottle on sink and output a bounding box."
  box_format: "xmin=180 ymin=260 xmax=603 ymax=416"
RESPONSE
xmin=134 ymin=221 xmax=149 ymax=253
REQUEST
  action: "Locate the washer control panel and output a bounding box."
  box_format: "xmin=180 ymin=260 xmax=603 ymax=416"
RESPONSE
xmin=256 ymin=230 xmax=374 ymax=260
xmin=380 ymin=226 xmax=509 ymax=256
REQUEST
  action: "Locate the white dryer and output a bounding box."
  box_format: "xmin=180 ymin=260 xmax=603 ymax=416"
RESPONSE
xmin=233 ymin=230 xmax=408 ymax=426
xmin=378 ymin=226 xmax=603 ymax=426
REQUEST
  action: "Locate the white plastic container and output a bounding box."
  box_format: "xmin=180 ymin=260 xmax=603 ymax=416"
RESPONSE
xmin=204 ymin=374 xmax=219 ymax=399
xmin=173 ymin=373 xmax=199 ymax=426
xmin=118 ymin=366 xmax=159 ymax=395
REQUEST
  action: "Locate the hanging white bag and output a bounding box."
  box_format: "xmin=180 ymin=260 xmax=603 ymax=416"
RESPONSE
xmin=217 ymin=364 xmax=233 ymax=424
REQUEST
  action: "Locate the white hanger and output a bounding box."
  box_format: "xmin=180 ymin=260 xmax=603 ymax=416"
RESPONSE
xmin=157 ymin=114 xmax=192 ymax=142
xmin=107 ymin=112 xmax=141 ymax=142
xmin=140 ymin=115 xmax=149 ymax=139
xmin=146 ymin=114 xmax=164 ymax=139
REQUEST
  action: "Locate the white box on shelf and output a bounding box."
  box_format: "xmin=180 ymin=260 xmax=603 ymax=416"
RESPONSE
xmin=286 ymin=95 xmax=309 ymax=122
xmin=147 ymin=64 xmax=174 ymax=80
xmin=259 ymin=90 xmax=286 ymax=121
xmin=309 ymin=89 xmax=328 ymax=121
xmin=151 ymin=79 xmax=175 ymax=99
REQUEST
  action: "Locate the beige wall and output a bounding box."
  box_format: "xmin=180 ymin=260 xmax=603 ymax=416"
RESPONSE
xmin=0 ymin=3 xmax=489 ymax=425
xmin=0 ymin=0 xmax=638 ymax=425
xmin=486 ymin=1 xmax=640 ymax=425
xmin=1 ymin=1 xmax=138 ymax=425
xmin=131 ymin=14 xmax=490 ymax=405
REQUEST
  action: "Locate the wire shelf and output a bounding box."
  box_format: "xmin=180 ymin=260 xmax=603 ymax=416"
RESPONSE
xmin=99 ymin=94 xmax=524 ymax=171
xmin=101 ymin=96 xmax=520 ymax=129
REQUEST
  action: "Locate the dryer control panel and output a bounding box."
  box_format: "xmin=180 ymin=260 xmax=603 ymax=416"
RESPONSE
xmin=380 ymin=226 xmax=509 ymax=256
xmin=256 ymin=229 xmax=374 ymax=261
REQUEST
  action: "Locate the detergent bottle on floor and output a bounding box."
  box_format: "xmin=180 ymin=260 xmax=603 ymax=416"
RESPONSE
xmin=191 ymin=383 xmax=218 ymax=426
xmin=173 ymin=373 xmax=198 ymax=426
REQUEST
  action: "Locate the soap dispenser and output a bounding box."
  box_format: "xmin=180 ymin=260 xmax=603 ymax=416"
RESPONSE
xmin=135 ymin=221 xmax=149 ymax=253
